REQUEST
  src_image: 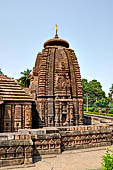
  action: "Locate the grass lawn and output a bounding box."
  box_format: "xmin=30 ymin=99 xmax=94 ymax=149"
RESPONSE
xmin=84 ymin=111 xmax=113 ymax=117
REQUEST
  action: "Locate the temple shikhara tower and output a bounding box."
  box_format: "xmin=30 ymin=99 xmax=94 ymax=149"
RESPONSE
xmin=29 ymin=26 xmax=83 ymax=127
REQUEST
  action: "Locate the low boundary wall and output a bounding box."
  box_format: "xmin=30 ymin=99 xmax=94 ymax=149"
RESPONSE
xmin=0 ymin=124 xmax=113 ymax=167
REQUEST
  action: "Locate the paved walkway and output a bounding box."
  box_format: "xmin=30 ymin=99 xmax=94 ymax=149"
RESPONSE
xmin=1 ymin=145 xmax=113 ymax=170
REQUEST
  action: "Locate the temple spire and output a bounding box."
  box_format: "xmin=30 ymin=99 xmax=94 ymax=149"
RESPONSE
xmin=55 ymin=24 xmax=59 ymax=38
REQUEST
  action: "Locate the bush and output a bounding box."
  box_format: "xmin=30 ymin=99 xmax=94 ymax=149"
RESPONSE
xmin=95 ymin=98 xmax=109 ymax=108
xmin=88 ymin=107 xmax=93 ymax=112
xmin=102 ymin=108 xmax=106 ymax=113
xmin=95 ymin=108 xmax=99 ymax=112
xmin=109 ymin=108 xmax=113 ymax=114
xmin=102 ymin=148 xmax=113 ymax=170
xmin=83 ymin=107 xmax=86 ymax=111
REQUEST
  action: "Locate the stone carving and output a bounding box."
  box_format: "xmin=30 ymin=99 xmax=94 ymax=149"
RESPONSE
xmin=16 ymin=146 xmax=24 ymax=157
xmin=0 ymin=148 xmax=6 ymax=158
xmin=29 ymin=32 xmax=83 ymax=127
xmin=0 ymin=125 xmax=112 ymax=167
xmin=0 ymin=74 xmax=33 ymax=132
xmin=7 ymin=147 xmax=15 ymax=158
xmin=25 ymin=146 xmax=32 ymax=158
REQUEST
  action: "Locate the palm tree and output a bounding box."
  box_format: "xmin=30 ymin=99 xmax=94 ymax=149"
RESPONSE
xmin=19 ymin=68 xmax=32 ymax=88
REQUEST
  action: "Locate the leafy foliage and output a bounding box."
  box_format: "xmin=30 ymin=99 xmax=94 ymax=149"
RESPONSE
xmin=108 ymin=84 xmax=113 ymax=103
xmin=102 ymin=148 xmax=113 ymax=170
xmin=109 ymin=108 xmax=113 ymax=114
xmin=82 ymin=79 xmax=106 ymax=105
xmin=19 ymin=68 xmax=32 ymax=88
xmin=95 ymin=108 xmax=99 ymax=112
xmin=88 ymin=107 xmax=93 ymax=112
xmin=95 ymin=98 xmax=109 ymax=108
xmin=102 ymin=108 xmax=106 ymax=113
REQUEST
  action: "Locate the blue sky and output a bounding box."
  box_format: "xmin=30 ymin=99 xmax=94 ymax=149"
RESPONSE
xmin=0 ymin=0 xmax=113 ymax=95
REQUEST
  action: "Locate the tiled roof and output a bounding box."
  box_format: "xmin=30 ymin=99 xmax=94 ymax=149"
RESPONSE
xmin=0 ymin=74 xmax=33 ymax=102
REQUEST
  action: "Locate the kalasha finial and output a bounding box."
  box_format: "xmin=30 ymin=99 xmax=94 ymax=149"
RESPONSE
xmin=55 ymin=24 xmax=59 ymax=38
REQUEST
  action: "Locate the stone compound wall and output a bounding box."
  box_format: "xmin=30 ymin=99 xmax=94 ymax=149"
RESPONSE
xmin=0 ymin=125 xmax=113 ymax=167
xmin=84 ymin=113 xmax=113 ymax=125
xmin=58 ymin=125 xmax=112 ymax=151
xmin=0 ymin=133 xmax=32 ymax=167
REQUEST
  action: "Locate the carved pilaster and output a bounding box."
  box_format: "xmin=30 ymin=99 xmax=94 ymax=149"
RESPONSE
xmin=59 ymin=102 xmax=62 ymax=126
xmin=24 ymin=104 xmax=32 ymax=129
xmin=73 ymin=98 xmax=79 ymax=125
xmin=55 ymin=102 xmax=60 ymax=127
xmin=11 ymin=104 xmax=15 ymax=131
xmin=78 ymin=98 xmax=83 ymax=125
xmin=69 ymin=102 xmax=74 ymax=126
xmin=66 ymin=102 xmax=69 ymax=126
xmin=47 ymin=98 xmax=54 ymax=126
xmin=22 ymin=105 xmax=25 ymax=129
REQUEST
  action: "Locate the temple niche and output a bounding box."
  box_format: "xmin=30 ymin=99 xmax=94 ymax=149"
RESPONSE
xmin=29 ymin=30 xmax=83 ymax=127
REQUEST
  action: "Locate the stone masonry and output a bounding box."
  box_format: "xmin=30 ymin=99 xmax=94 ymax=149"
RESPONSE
xmin=0 ymin=124 xmax=112 ymax=167
xmin=0 ymin=74 xmax=33 ymax=132
xmin=29 ymin=32 xmax=83 ymax=128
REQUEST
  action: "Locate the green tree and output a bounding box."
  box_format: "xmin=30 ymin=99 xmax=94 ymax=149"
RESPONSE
xmin=82 ymin=79 xmax=89 ymax=104
xmin=108 ymin=84 xmax=113 ymax=103
xmin=82 ymin=79 xmax=106 ymax=105
xmin=95 ymin=98 xmax=109 ymax=108
xmin=19 ymin=68 xmax=32 ymax=88
xmin=0 ymin=68 xmax=3 ymax=74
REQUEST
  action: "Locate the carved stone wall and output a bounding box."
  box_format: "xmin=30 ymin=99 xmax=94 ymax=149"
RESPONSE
xmin=0 ymin=102 xmax=32 ymax=132
xmin=0 ymin=74 xmax=33 ymax=132
xmin=0 ymin=124 xmax=112 ymax=167
xmin=58 ymin=125 xmax=112 ymax=151
xmin=29 ymin=35 xmax=83 ymax=127
xmin=0 ymin=134 xmax=32 ymax=167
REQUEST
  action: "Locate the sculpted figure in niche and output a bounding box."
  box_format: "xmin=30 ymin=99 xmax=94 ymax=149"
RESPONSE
xmin=57 ymin=77 xmax=66 ymax=90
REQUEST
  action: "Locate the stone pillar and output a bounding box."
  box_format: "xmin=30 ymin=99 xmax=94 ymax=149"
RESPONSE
xmin=24 ymin=104 xmax=32 ymax=129
xmin=14 ymin=104 xmax=21 ymax=131
xmin=48 ymin=98 xmax=54 ymax=126
xmin=11 ymin=104 xmax=15 ymax=131
xmin=22 ymin=105 xmax=25 ymax=129
xmin=66 ymin=102 xmax=69 ymax=126
xmin=44 ymin=100 xmax=48 ymax=126
xmin=41 ymin=100 xmax=45 ymax=127
xmin=24 ymin=146 xmax=32 ymax=165
xmin=78 ymin=98 xmax=83 ymax=125
xmin=73 ymin=98 xmax=79 ymax=125
xmin=59 ymin=102 xmax=62 ymax=126
xmin=69 ymin=102 xmax=74 ymax=126
xmin=55 ymin=102 xmax=60 ymax=127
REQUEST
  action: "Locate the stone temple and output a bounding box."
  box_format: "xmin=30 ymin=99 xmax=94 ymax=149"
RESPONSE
xmin=29 ymin=31 xmax=83 ymax=127
xmin=0 ymin=29 xmax=113 ymax=168
xmin=0 ymin=30 xmax=83 ymax=132
xmin=0 ymin=74 xmax=33 ymax=132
